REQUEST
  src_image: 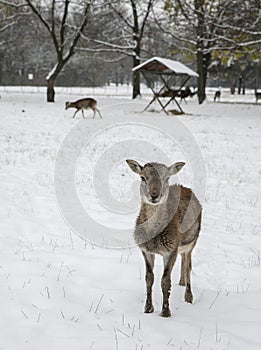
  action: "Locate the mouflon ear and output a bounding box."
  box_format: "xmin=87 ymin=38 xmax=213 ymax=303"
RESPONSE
xmin=168 ymin=162 xmax=185 ymax=176
xmin=126 ymin=159 xmax=143 ymax=174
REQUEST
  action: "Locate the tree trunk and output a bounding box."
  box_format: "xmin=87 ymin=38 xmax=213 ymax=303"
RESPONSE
xmin=238 ymin=76 xmax=242 ymax=94
xmin=197 ymin=50 xmax=206 ymax=104
xmin=195 ymin=0 xmax=207 ymax=104
xmin=242 ymin=71 xmax=246 ymax=95
xmin=230 ymin=82 xmax=235 ymax=94
xmin=256 ymin=60 xmax=260 ymax=91
xmin=196 ymin=50 xmax=210 ymax=104
xmin=132 ymin=54 xmax=141 ymax=99
xmin=47 ymin=78 xmax=55 ymax=102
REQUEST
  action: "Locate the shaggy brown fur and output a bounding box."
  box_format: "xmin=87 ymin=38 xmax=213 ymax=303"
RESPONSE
xmin=126 ymin=160 xmax=202 ymax=317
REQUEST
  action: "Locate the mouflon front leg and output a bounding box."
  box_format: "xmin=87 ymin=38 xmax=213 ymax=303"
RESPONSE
xmin=142 ymin=251 xmax=155 ymax=313
xmin=161 ymin=250 xmax=178 ymax=317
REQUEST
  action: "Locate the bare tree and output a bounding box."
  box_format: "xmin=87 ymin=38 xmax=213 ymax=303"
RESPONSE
xmin=0 ymin=1 xmax=28 ymax=83
xmin=0 ymin=1 xmax=26 ymax=44
xmin=161 ymin=0 xmax=261 ymax=103
xmin=24 ymin=0 xmax=94 ymax=102
xmin=128 ymin=0 xmax=155 ymax=98
xmin=81 ymin=0 xmax=156 ymax=99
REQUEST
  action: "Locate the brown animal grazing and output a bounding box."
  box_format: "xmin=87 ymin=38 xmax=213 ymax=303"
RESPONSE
xmin=155 ymin=87 xmax=197 ymax=103
xmin=255 ymin=91 xmax=261 ymax=103
xmin=214 ymin=90 xmax=221 ymax=102
xmin=126 ymin=160 xmax=202 ymax=317
xmin=179 ymin=87 xmax=197 ymax=103
xmin=65 ymin=98 xmax=102 ymax=119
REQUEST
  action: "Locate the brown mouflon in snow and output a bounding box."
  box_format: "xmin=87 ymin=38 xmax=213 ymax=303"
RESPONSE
xmin=126 ymin=160 xmax=202 ymax=317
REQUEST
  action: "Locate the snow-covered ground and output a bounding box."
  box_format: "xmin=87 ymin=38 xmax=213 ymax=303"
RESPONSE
xmin=0 ymin=89 xmax=261 ymax=350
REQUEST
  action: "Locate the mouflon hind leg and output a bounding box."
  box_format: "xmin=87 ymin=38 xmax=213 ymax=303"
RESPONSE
xmin=97 ymin=108 xmax=102 ymax=118
xmin=184 ymin=250 xmax=193 ymax=303
xmin=179 ymin=253 xmax=186 ymax=286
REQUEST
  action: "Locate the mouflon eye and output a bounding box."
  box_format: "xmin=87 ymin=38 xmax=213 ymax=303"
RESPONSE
xmin=140 ymin=176 xmax=146 ymax=182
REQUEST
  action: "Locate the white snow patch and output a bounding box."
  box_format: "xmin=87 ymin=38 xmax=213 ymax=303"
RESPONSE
xmin=0 ymin=89 xmax=261 ymax=349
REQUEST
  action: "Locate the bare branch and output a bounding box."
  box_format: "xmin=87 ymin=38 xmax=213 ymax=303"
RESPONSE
xmin=25 ymin=0 xmax=52 ymax=33
xmin=139 ymin=0 xmax=154 ymax=41
xmin=0 ymin=0 xmax=27 ymax=8
xmin=60 ymin=0 xmax=69 ymax=49
xmin=109 ymin=2 xmax=133 ymax=30
xmin=63 ymin=1 xmax=92 ymax=62
xmin=81 ymin=35 xmax=134 ymax=51
xmin=0 ymin=20 xmax=15 ymax=32
xmin=77 ymin=46 xmax=133 ymax=57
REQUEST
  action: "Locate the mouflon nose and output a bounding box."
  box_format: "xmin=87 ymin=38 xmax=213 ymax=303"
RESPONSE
xmin=151 ymin=192 xmax=159 ymax=202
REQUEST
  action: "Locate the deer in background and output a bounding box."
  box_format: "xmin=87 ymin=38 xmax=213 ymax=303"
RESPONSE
xmin=126 ymin=160 xmax=202 ymax=317
xmin=255 ymin=90 xmax=261 ymax=103
xmin=214 ymin=90 xmax=221 ymax=102
xmin=155 ymin=86 xmax=197 ymax=103
xmin=65 ymin=97 xmax=102 ymax=119
xmin=179 ymin=87 xmax=197 ymax=103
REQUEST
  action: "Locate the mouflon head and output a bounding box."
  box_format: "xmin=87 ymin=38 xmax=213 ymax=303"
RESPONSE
xmin=126 ymin=159 xmax=185 ymax=205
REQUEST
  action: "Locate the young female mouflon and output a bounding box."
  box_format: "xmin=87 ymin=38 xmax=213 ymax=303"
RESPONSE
xmin=65 ymin=97 xmax=102 ymax=119
xmin=126 ymin=160 xmax=202 ymax=317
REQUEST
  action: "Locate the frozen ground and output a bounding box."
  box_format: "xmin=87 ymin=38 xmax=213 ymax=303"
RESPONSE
xmin=0 ymin=88 xmax=261 ymax=350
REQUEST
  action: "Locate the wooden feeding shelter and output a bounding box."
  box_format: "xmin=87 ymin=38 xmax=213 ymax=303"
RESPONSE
xmin=132 ymin=57 xmax=198 ymax=114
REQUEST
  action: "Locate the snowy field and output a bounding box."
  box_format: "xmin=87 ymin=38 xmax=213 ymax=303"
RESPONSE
xmin=0 ymin=88 xmax=261 ymax=350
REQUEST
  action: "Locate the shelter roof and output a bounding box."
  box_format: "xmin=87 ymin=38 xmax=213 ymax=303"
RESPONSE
xmin=132 ymin=57 xmax=198 ymax=77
